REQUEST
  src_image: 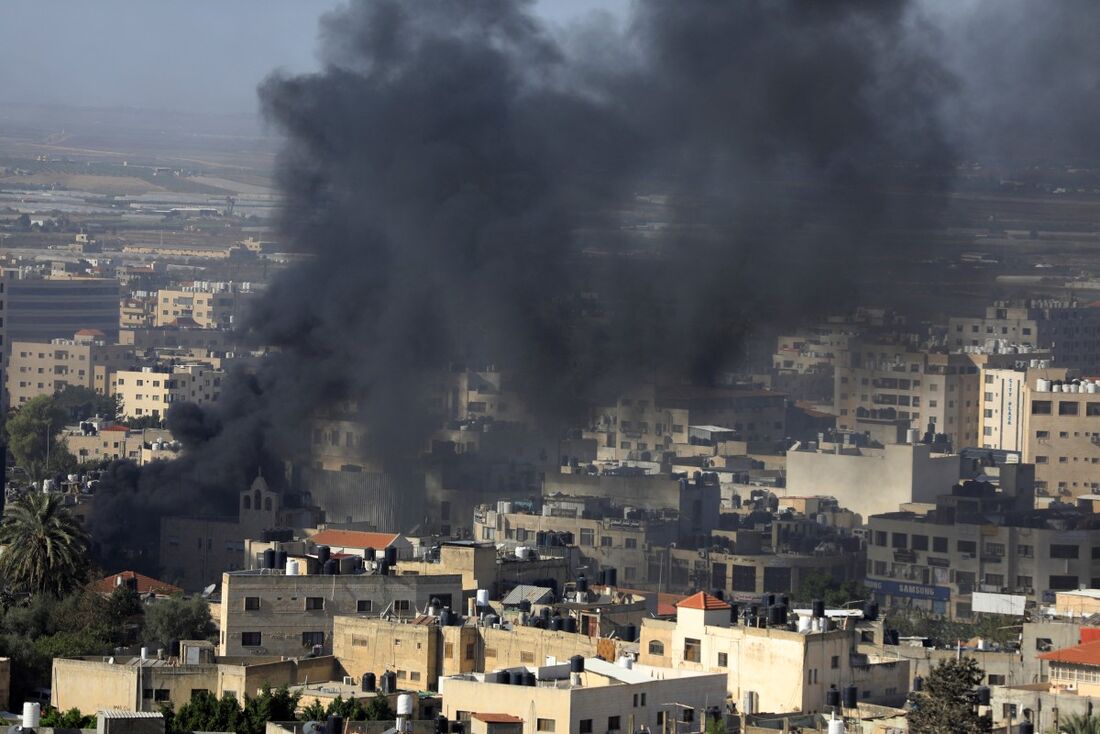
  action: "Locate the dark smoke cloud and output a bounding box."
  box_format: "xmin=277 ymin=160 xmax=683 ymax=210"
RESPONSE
xmin=88 ymin=0 xmax=1100 ymax=568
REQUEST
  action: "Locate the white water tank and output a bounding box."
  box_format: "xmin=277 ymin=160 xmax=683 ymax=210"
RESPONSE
xmin=617 ymin=655 xmax=634 ymax=669
xmin=476 ymin=589 xmax=490 ymax=607
xmin=515 ymin=546 xmax=530 ymax=560
xmin=1089 ymin=383 xmax=1098 ymax=394
xmin=397 ymin=694 xmax=415 ymax=716
xmin=797 ymin=615 xmax=813 ymax=634
xmin=286 ymin=558 xmax=300 ymax=576
xmin=827 ymin=716 xmax=845 ymax=734
xmin=141 ymin=647 xmax=149 ymax=660
xmin=906 ymin=428 xmax=921 ymax=444
xmin=1036 ymin=378 xmax=1051 ymax=392
xmin=498 ymin=501 xmax=513 ymax=515
xmin=23 ymin=702 xmax=40 ymax=729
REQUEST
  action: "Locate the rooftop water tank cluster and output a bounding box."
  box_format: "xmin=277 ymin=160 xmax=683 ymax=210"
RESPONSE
xmin=1035 ymin=377 xmax=1098 ymax=393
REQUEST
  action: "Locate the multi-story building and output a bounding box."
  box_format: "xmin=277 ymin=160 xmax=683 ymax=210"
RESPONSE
xmin=439 ymin=656 xmax=728 ymax=734
xmin=155 ymin=283 xmax=254 ymax=329
xmin=112 ymin=364 xmax=223 ymax=420
xmin=949 ymin=300 xmax=1100 ymax=370
xmin=773 ymin=324 xmax=856 ymax=402
xmin=218 ymin=567 xmax=462 ymax=657
xmin=639 ymin=593 xmax=909 ymax=714
xmin=120 ymin=296 xmax=157 ymax=328
xmin=60 ymin=424 xmax=174 ymax=464
xmin=864 ymin=474 xmax=1100 ymax=618
xmin=834 ymin=338 xmax=1040 ymax=449
xmin=4 ymin=274 xmax=120 ymax=343
xmin=7 ymin=331 xmax=135 ymax=406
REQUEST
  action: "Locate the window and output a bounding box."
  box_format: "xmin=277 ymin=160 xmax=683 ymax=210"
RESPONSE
xmin=306 ymin=597 xmax=324 ymax=610
xmin=984 ymin=543 xmax=1005 ymax=557
xmin=717 ymin=652 xmax=728 ymax=667
xmin=579 ymin=721 xmax=593 ymax=734
xmin=1088 ymin=403 xmax=1100 ymax=416
xmin=357 ymin=600 xmax=373 ymax=613
xmin=580 ymin=529 xmax=595 ymax=546
xmin=1050 ymin=544 xmax=1080 ymax=559
xmin=957 ymin=540 xmax=977 ymax=554
xmin=682 ymin=709 xmax=694 ymax=723
xmin=244 ymin=596 xmax=260 ymax=611
xmin=911 ymin=535 xmax=928 ymax=551
xmin=394 ymin=600 xmax=412 ymax=613
xmin=1032 ymin=400 xmax=1052 ymax=415
xmin=1061 ymin=401 xmax=1080 ymax=416
xmin=1049 ymin=575 xmax=1079 ymax=591
xmin=241 ymin=632 xmax=262 ymax=647
xmin=831 ymin=655 xmax=840 ymax=669
xmin=648 ymin=640 xmax=665 ymax=656
xmin=302 ymin=631 xmax=325 ymax=647
xmin=892 ymin=533 xmax=908 ymax=549
xmin=625 ymin=538 xmax=637 ymax=549
xmin=1036 ymin=430 xmax=1050 ymax=439
xmin=601 ymin=536 xmax=613 ymax=547
xmin=608 ymin=717 xmax=621 ymax=731
xmin=537 ymin=720 xmax=556 ymax=733
xmin=933 ymin=537 xmax=948 ymax=553
xmin=874 ymin=531 xmax=887 ymax=546
xmin=1017 ymin=575 xmax=1033 ymax=590
xmin=684 ymin=638 xmax=701 ymax=663
xmin=1036 ymin=456 xmax=1049 ymax=464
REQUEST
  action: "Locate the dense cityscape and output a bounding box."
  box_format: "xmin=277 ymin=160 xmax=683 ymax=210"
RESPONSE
xmin=1 ymin=1 xmax=1099 ymax=733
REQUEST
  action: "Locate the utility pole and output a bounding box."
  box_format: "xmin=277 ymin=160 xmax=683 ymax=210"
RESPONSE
xmin=44 ymin=418 xmax=51 ymax=481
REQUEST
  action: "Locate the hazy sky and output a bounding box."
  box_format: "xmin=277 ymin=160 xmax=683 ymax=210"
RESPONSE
xmin=0 ymin=0 xmax=630 ymax=117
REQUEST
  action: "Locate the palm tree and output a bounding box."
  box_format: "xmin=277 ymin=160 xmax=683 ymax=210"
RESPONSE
xmin=0 ymin=492 xmax=90 ymax=596
xmin=1053 ymin=714 xmax=1100 ymax=734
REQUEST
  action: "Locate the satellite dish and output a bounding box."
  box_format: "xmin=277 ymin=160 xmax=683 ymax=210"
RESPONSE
xmin=303 ymin=722 xmax=325 ymax=734
xmin=201 ymin=584 xmax=216 ymax=597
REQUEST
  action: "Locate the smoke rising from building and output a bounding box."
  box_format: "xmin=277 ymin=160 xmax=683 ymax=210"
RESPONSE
xmin=88 ymin=0 xmax=1100 ymax=566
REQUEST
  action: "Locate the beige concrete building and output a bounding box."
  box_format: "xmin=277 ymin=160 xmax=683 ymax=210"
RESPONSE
xmin=1019 ymin=368 xmax=1100 ymax=499
xmin=113 ymin=364 xmax=223 ymax=420
xmin=51 ymin=653 xmax=339 ymax=713
xmin=61 ymin=425 xmax=174 ymax=464
xmin=638 ymin=593 xmax=908 ymax=715
xmin=121 ymin=297 xmax=157 ymax=329
xmin=155 ymin=285 xmax=254 ymax=329
xmin=393 ymin=541 xmax=571 ymax=601
xmin=784 ymin=440 xmax=960 ymax=518
xmin=8 ymin=332 xmax=135 ymax=406
xmin=218 ymin=568 xmax=462 ymax=657
xmin=439 ymin=656 xmax=728 ymax=734
xmin=949 ymin=300 xmax=1100 ymax=370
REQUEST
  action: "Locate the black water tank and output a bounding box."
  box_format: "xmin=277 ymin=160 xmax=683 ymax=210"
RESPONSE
xmin=775 ymin=604 xmax=788 ymax=626
xmin=977 ymin=686 xmax=990 ymax=706
xmin=1018 ymin=722 xmax=1034 ymax=734
xmin=541 ymin=607 xmax=552 ymax=621
xmin=826 ymin=687 xmax=840 ymax=708
xmin=385 ymin=546 xmax=398 ymax=566
xmin=550 ymin=616 xmax=563 ymax=632
xmin=569 ymin=655 xmax=585 ymax=673
xmin=912 ymin=675 xmax=923 ymax=692
xmin=450 ymin=724 xmax=464 ymax=734
xmin=536 ymin=531 xmax=548 ymax=547
xmin=323 ymin=559 xmax=339 ymax=575
xmin=169 ymin=639 xmax=181 ymax=658
xmin=862 ymin=600 xmax=878 ymax=621
xmin=509 ymin=670 xmax=524 ymax=686
xmin=364 ymin=546 xmax=376 ymax=563
xmin=262 ymin=548 xmax=276 ymax=569
xmin=729 ymin=604 xmax=740 ymax=624
xmin=519 ymin=599 xmax=532 ymax=613
xmin=318 ymin=545 xmax=331 ymax=566
xmin=327 ymin=715 xmax=343 ymax=734
xmin=606 ymin=567 xmax=617 ymax=587
xmin=381 ymin=670 xmax=397 ymax=694
xmin=713 ymin=589 xmax=725 ymax=601
xmin=812 ymin=599 xmax=826 ymax=618
xmin=440 ymin=609 xmax=453 ymax=627
xmin=378 ymin=560 xmax=390 ymax=576
xmin=763 ymin=593 xmax=776 ymax=607
xmin=779 ymin=595 xmax=790 ymax=608
xmin=524 ymin=671 xmax=536 ymax=687
xmin=576 ymin=575 xmax=588 ymax=593
xmin=623 ymin=624 xmax=637 ymax=642
xmin=564 ymin=617 xmax=578 ymax=634
xmin=362 ymin=672 xmax=377 ymax=692
xmin=435 ymin=714 xmax=449 ymax=734
xmin=885 ymin=629 xmax=900 ymax=646
xmin=276 ymin=550 xmax=288 ymax=570
xmin=842 ymin=685 xmax=858 ymax=709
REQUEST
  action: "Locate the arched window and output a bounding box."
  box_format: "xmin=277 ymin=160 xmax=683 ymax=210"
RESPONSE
xmin=648 ymin=640 xmax=665 ymax=656
xmin=253 ymin=489 xmax=261 ymax=509
xmin=264 ymin=497 xmax=273 ymax=512
xmin=242 ymin=495 xmax=251 ymax=510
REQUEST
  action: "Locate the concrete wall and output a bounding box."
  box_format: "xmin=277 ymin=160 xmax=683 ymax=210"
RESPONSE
xmin=51 ymin=658 xmax=219 ymax=713
xmin=333 ymin=617 xmax=441 ymax=691
xmin=785 ymin=443 xmax=959 ymax=517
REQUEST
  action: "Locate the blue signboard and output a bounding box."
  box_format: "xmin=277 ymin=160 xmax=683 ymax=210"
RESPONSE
xmin=865 ymin=578 xmax=951 ymax=602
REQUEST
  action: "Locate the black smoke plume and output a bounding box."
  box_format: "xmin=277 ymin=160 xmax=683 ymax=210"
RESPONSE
xmin=88 ymin=0 xmax=1100 ymax=569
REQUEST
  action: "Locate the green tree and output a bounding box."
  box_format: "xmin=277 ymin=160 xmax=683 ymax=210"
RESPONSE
xmin=908 ymin=658 xmax=992 ymax=734
xmin=121 ymin=414 xmax=165 ymax=430
xmin=53 ymin=385 xmax=119 ymax=421
xmin=299 ymin=700 xmax=328 ymax=722
xmin=142 ymin=595 xmax=215 ymax=648
xmin=1052 ymin=713 xmax=1100 ymax=734
xmin=363 ymin=693 xmax=394 ymax=721
xmin=0 ymin=492 xmax=90 ymax=595
xmin=791 ymin=570 xmax=867 ymax=607
xmin=41 ymin=707 xmax=96 ymax=729
xmin=5 ymin=395 xmax=74 ymax=482
xmin=243 ymin=685 xmax=301 ymax=731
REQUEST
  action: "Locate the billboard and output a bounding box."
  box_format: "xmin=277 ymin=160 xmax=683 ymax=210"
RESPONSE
xmin=972 ymin=591 xmax=1026 ymax=616
xmin=865 ymin=578 xmax=951 ymax=602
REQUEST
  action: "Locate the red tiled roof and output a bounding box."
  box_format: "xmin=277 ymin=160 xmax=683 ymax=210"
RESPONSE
xmin=1039 ymin=639 xmax=1100 ymax=666
xmin=75 ymin=328 xmax=106 ymax=337
xmin=676 ymin=591 xmax=732 ymax=611
xmin=101 ymin=425 xmax=129 ymax=432
xmin=311 ymin=529 xmax=399 ymax=549
xmin=471 ymin=714 xmax=524 ymax=724
xmin=90 ymin=570 xmax=181 ymax=596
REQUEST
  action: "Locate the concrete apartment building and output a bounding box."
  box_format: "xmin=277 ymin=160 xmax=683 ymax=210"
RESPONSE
xmin=863 ymin=474 xmax=1100 ymax=618
xmin=61 ymin=425 xmax=174 ymax=463
xmin=639 ymin=593 xmax=909 ymax=715
xmin=113 ymin=364 xmax=223 ymax=420
xmin=784 ymin=439 xmax=960 ymax=518
xmin=155 ymin=284 xmax=253 ymax=329
xmin=4 ymin=274 xmax=120 ymax=343
xmin=592 ymin=385 xmax=788 ymax=462
xmin=772 ymin=324 xmax=856 ymax=402
xmin=439 ymin=656 xmax=728 ymax=734
xmin=949 ymin=300 xmax=1100 ymax=370
xmin=7 ymin=331 xmax=135 ymax=406
xmin=218 ymin=568 xmax=462 ymax=657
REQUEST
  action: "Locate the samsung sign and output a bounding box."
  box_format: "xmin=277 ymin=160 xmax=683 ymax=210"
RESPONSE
xmin=865 ymin=578 xmax=950 ymax=602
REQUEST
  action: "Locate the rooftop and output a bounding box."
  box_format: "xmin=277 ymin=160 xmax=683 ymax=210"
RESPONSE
xmin=676 ymin=591 xmax=731 ymax=611
xmin=471 ymin=714 xmax=524 ymax=724
xmin=89 ymin=570 xmax=182 ymax=596
xmin=310 ymin=529 xmax=400 ymax=549
xmin=1039 ymin=639 xmax=1100 ymax=666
